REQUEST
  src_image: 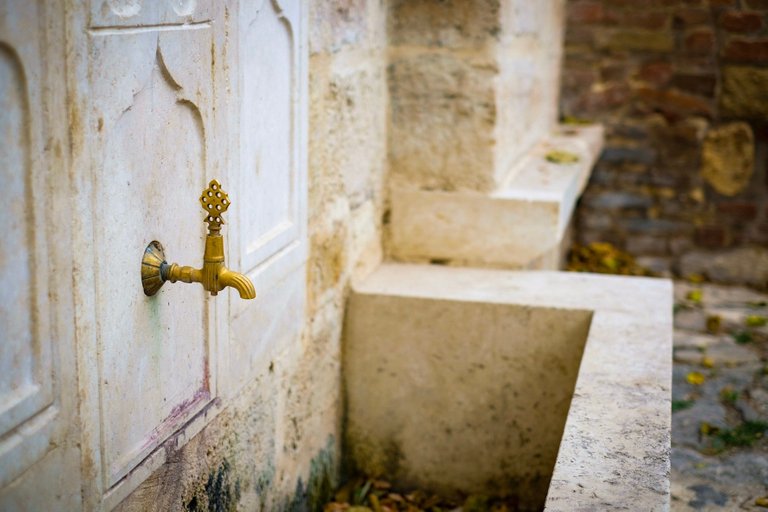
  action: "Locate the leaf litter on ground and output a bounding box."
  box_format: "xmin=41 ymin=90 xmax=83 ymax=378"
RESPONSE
xmin=324 ymin=477 xmax=519 ymax=512
xmin=566 ymin=242 xmax=656 ymax=276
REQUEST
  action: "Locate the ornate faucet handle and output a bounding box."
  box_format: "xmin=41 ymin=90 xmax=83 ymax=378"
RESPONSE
xmin=200 ymin=179 xmax=230 ymax=231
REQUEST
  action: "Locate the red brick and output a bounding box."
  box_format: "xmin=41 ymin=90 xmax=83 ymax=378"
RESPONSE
xmin=602 ymin=0 xmax=638 ymax=7
xmin=637 ymin=86 xmax=714 ymax=119
xmin=562 ymin=67 xmax=598 ymax=91
xmin=619 ymin=11 xmax=670 ymax=30
xmin=720 ymin=11 xmax=764 ymax=33
xmin=685 ymin=29 xmax=716 ymax=54
xmin=723 ymin=39 xmax=768 ymax=63
xmin=694 ymin=224 xmax=731 ymax=248
xmin=670 ymin=73 xmax=717 ymax=96
xmin=716 ymin=201 xmax=759 ymax=220
xmin=674 ymin=8 xmax=711 ymax=27
xmin=565 ymin=26 xmax=596 ymax=46
xmin=568 ymin=2 xmax=604 ymax=24
xmin=600 ymin=61 xmax=627 ymax=81
xmin=637 ymin=61 xmax=673 ymax=85
xmin=579 ymin=83 xmax=632 ymax=113
xmin=606 ymin=0 xmax=702 ymax=8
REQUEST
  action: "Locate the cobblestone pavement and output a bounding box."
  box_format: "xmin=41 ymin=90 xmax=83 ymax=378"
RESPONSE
xmin=672 ymin=282 xmax=768 ymax=511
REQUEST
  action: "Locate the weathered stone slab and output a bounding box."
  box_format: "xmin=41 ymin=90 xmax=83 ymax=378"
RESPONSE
xmin=720 ymin=66 xmax=768 ymax=118
xmin=678 ymin=247 xmax=768 ymax=289
xmin=705 ymin=342 xmax=756 ymax=366
xmin=701 ymin=122 xmax=754 ymax=197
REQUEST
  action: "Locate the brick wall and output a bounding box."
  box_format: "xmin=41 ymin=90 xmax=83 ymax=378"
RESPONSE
xmin=561 ymin=0 xmax=768 ymax=288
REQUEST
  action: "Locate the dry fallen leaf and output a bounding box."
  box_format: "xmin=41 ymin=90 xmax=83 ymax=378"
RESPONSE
xmin=368 ymin=494 xmax=383 ymax=512
xmin=686 ymin=289 xmax=703 ymax=304
xmin=756 ymin=496 xmax=768 ymax=508
xmin=566 ymin=242 xmax=655 ymax=276
xmin=545 ymin=149 xmax=580 ymax=164
xmin=706 ymin=315 xmax=721 ymax=334
xmin=372 ymin=480 xmax=391 ymax=490
xmin=562 ymin=115 xmax=594 ymax=126
xmin=325 ymin=503 xmax=350 ymax=512
xmin=687 ymin=371 xmax=706 ymax=385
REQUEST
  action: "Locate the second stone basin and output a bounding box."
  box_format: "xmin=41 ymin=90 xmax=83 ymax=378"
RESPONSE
xmin=343 ymin=263 xmax=672 ymax=511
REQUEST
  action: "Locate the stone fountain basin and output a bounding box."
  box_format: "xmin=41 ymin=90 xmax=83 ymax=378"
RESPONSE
xmin=344 ymin=264 xmax=672 ymax=511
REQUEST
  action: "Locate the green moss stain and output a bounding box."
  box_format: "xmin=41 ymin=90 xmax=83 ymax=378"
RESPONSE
xmin=283 ymin=436 xmax=338 ymax=512
xmin=185 ymin=459 xmax=242 ymax=512
xmin=147 ymin=296 xmax=163 ymax=365
xmin=254 ymin=460 xmax=276 ymax=497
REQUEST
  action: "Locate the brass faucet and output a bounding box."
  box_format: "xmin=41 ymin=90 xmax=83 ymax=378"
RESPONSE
xmin=141 ymin=180 xmax=256 ymax=300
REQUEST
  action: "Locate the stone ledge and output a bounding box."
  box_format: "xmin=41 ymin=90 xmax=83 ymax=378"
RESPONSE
xmin=389 ymin=124 xmax=604 ymax=269
xmin=346 ymin=263 xmax=672 ymax=510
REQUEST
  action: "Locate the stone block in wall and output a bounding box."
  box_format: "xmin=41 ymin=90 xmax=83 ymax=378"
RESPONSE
xmin=720 ymin=66 xmax=768 ymax=118
xmin=328 ymin=65 xmax=387 ymax=207
xmin=620 ymin=218 xmax=691 ymax=237
xmin=637 ymin=61 xmax=674 ymax=86
xmin=716 ymin=201 xmax=759 ymax=221
xmin=580 ymin=209 xmax=614 ymax=230
xmin=601 ymin=144 xmax=657 ymax=165
xmin=637 ymin=87 xmax=713 ymax=119
xmin=388 ymin=0 xmax=501 ymax=48
xmin=310 ymin=0 xmax=367 ymax=54
xmin=627 ymin=235 xmax=667 ymax=255
xmin=568 ymin=1 xmax=604 ymax=24
xmin=670 ymin=72 xmax=717 ymax=97
xmin=583 ymin=191 xmax=653 ymax=209
xmin=596 ymin=29 xmax=674 ymax=53
xmin=684 ymin=29 xmax=716 ymax=55
xmin=674 ymin=8 xmax=712 ymax=28
xmin=388 ymin=52 xmax=498 ymax=192
xmin=700 ymin=122 xmax=755 ymax=197
xmin=635 ymin=256 xmax=673 ymax=276
xmin=669 ymin=237 xmax=694 ymax=256
xmin=723 ymin=39 xmax=768 ymax=63
xmin=694 ymin=224 xmax=732 ymax=249
xmin=719 ymin=11 xmax=763 ymax=33
xmin=388 ymin=0 xmax=565 ymax=193
xmin=678 ymin=247 xmax=768 ymax=289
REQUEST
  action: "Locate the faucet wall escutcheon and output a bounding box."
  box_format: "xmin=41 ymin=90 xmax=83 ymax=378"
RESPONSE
xmin=140 ymin=179 xmax=256 ymax=300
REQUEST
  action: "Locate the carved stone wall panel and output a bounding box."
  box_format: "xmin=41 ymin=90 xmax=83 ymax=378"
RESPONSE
xmin=86 ymin=26 xmax=215 ymax=488
xmin=226 ymin=0 xmax=307 ymax=389
xmin=89 ymin=0 xmax=213 ymax=28
xmin=0 ymin=2 xmax=57 ymax=489
xmin=240 ymin=0 xmax=299 ymax=273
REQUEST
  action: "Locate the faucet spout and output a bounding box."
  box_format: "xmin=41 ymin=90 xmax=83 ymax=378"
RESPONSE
xmin=164 ymin=234 xmax=256 ymax=299
xmin=218 ymin=269 xmax=256 ymax=299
